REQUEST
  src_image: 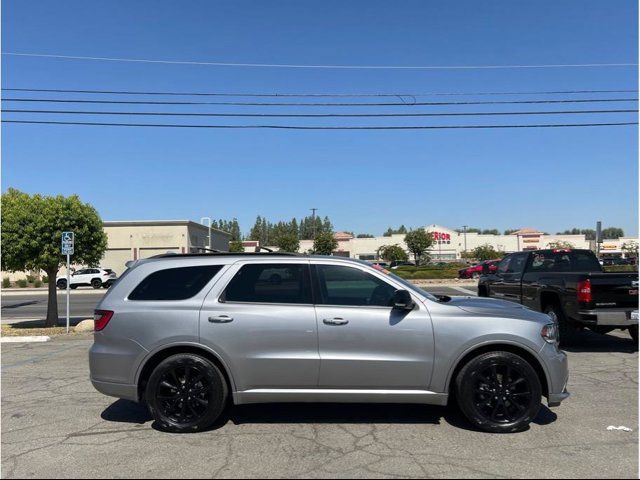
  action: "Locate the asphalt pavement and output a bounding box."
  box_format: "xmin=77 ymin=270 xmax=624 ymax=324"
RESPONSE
xmin=1 ymin=330 xmax=637 ymax=478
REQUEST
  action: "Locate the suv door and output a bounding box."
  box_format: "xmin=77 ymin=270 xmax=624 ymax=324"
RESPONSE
xmin=72 ymin=269 xmax=89 ymax=285
xmin=199 ymin=261 xmax=319 ymax=393
xmin=313 ymin=262 xmax=434 ymax=389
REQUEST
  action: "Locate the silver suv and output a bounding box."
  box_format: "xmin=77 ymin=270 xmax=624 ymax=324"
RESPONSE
xmin=90 ymin=253 xmax=569 ymax=433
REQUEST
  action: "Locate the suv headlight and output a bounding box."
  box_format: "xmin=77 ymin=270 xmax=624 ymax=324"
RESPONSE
xmin=541 ymin=323 xmax=558 ymax=344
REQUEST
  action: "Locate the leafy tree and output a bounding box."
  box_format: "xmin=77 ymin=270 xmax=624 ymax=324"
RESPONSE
xmin=383 ymin=225 xmax=408 ymax=237
xmin=622 ymin=241 xmax=639 ymax=260
xmin=228 ymin=240 xmax=245 ymax=253
xmin=546 ymin=240 xmax=575 ymax=249
xmin=378 ymin=244 xmax=408 ymax=263
xmin=313 ymin=231 xmax=338 ymax=255
xmin=504 ymin=229 xmax=519 ymax=235
xmin=1 ymin=189 xmax=107 ymax=327
xmin=470 ymin=244 xmax=502 ymax=261
xmin=275 ymin=233 xmax=300 ymax=253
xmin=404 ymin=229 xmax=433 ymax=266
xmin=481 ymin=229 xmax=499 ymax=235
xmin=357 ymin=233 xmax=374 ymax=238
xmin=602 ymin=227 xmax=624 ymax=239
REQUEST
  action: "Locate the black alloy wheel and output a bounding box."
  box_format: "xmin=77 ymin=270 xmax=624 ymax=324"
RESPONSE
xmin=91 ymin=279 xmax=102 ymax=289
xmin=456 ymin=351 xmax=542 ymax=433
xmin=146 ymin=354 xmax=227 ymax=433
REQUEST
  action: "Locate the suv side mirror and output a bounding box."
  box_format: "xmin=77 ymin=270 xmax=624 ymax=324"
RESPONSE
xmin=392 ymin=289 xmax=415 ymax=310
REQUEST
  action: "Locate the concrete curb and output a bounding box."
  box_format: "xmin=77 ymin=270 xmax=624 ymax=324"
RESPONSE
xmin=1 ymin=336 xmax=51 ymax=343
xmin=2 ymin=289 xmax=106 ymax=297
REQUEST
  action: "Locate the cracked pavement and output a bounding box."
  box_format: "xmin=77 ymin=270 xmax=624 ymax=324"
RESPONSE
xmin=2 ymin=331 xmax=637 ymax=478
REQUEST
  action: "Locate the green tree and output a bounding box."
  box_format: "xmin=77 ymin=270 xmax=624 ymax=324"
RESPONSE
xmin=378 ymin=244 xmax=408 ymax=263
xmin=602 ymin=227 xmax=624 ymax=239
xmin=404 ymin=229 xmax=433 ymax=266
xmin=228 ymin=240 xmax=245 ymax=253
xmin=275 ymin=233 xmax=300 ymax=253
xmin=357 ymin=233 xmax=374 ymax=238
xmin=481 ymin=229 xmax=499 ymax=235
xmin=504 ymin=229 xmax=519 ymax=235
xmin=470 ymin=244 xmax=502 ymax=261
xmin=546 ymin=240 xmax=575 ymax=249
xmin=1 ymin=189 xmax=108 ymax=327
xmin=313 ymin=231 xmax=338 ymax=255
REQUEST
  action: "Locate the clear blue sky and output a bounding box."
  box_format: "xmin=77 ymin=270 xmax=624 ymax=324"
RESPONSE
xmin=2 ymin=0 xmax=638 ymax=236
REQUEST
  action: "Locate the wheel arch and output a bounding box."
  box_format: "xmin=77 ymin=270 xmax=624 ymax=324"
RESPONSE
xmin=539 ymin=290 xmax=561 ymax=312
xmin=446 ymin=342 xmax=550 ymax=400
xmin=135 ymin=344 xmax=236 ymax=403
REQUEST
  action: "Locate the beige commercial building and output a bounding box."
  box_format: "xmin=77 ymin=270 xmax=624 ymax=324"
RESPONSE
xmin=102 ymin=220 xmax=231 ymax=274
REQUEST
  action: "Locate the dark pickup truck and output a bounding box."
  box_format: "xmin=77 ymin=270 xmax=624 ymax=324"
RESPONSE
xmin=478 ymin=249 xmax=638 ymax=344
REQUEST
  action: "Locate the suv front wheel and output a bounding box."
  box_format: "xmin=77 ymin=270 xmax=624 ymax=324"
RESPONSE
xmin=455 ymin=351 xmax=542 ymax=433
xmin=145 ymin=353 xmax=228 ymax=433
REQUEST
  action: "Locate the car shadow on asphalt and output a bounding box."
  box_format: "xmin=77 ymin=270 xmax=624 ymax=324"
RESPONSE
xmin=562 ymin=329 xmax=638 ymax=354
xmin=101 ymin=399 xmax=557 ymax=434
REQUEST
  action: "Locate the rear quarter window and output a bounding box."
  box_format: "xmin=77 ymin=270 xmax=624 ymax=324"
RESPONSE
xmin=128 ymin=265 xmax=223 ymax=301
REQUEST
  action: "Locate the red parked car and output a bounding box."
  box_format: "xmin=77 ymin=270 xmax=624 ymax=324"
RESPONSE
xmin=458 ymin=259 xmax=501 ymax=279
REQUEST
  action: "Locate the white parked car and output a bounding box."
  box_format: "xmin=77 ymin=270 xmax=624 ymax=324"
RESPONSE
xmin=56 ymin=268 xmax=117 ymax=290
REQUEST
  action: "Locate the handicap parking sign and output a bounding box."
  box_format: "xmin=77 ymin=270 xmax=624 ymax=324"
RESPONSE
xmin=61 ymin=231 xmax=74 ymax=255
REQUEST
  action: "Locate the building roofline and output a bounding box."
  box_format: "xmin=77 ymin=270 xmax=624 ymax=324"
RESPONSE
xmin=103 ymin=220 xmax=231 ymax=237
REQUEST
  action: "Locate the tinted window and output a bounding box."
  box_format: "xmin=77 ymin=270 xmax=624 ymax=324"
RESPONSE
xmin=529 ymin=251 xmax=601 ymax=273
xmin=497 ymin=256 xmax=512 ymax=274
xmin=316 ymin=265 xmax=396 ymax=307
xmin=129 ymin=265 xmax=223 ymax=301
xmin=222 ymin=264 xmax=312 ymax=304
xmin=506 ymin=253 xmax=528 ymax=274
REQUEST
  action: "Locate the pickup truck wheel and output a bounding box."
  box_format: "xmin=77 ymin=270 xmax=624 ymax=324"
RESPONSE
xmin=56 ymin=279 xmax=67 ymax=289
xmin=545 ymin=304 xmax=577 ymax=347
xmin=145 ymin=353 xmax=228 ymax=433
xmin=629 ymin=325 xmax=638 ymax=343
xmin=456 ymin=351 xmax=542 ymax=433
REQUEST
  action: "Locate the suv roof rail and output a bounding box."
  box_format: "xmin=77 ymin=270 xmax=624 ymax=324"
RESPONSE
xmin=149 ymin=252 xmax=304 ymax=259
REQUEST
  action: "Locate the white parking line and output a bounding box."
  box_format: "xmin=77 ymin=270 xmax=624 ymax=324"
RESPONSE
xmin=1 ymin=336 xmax=51 ymax=343
xmin=450 ymin=286 xmax=477 ymax=296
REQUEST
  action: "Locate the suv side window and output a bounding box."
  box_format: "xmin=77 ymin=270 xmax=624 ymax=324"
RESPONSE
xmin=129 ymin=265 xmax=223 ymax=301
xmin=315 ymin=264 xmax=396 ymax=307
xmin=221 ymin=264 xmax=312 ymax=304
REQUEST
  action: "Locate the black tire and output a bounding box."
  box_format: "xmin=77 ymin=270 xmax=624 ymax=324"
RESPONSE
xmin=456 ymin=351 xmax=542 ymax=433
xmin=56 ymin=279 xmax=67 ymax=290
xmin=91 ymin=279 xmax=102 ymax=289
xmin=145 ymin=354 xmax=228 ymax=433
xmin=70 ymin=284 xmax=78 ymax=289
xmin=544 ymin=303 xmax=578 ymax=347
xmin=478 ymin=286 xmax=489 ymax=297
xmin=629 ymin=325 xmax=638 ymax=343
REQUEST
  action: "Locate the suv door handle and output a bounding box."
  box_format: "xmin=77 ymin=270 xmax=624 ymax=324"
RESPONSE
xmin=209 ymin=315 xmax=234 ymax=324
xmin=323 ymin=318 xmax=349 ymax=326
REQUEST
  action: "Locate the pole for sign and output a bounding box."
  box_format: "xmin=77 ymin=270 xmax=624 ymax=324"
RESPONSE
xmin=66 ymin=253 xmax=70 ymax=333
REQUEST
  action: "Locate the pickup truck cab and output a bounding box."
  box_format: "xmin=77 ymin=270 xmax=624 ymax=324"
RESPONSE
xmin=478 ymin=249 xmax=639 ymax=344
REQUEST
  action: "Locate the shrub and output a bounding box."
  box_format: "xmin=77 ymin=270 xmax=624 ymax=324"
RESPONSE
xmin=42 ymin=275 xmax=49 ymax=283
xmin=34 ymin=279 xmax=42 ymax=288
xmin=26 ymin=274 xmax=35 ymax=283
xmin=16 ymin=279 xmax=28 ymax=288
xmin=2 ymin=278 xmax=11 ymax=288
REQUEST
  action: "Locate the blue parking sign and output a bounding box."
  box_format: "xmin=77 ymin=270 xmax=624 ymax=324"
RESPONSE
xmin=61 ymin=231 xmax=74 ymax=255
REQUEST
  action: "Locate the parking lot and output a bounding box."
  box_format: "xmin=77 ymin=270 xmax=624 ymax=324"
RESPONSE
xmin=2 ymin=311 xmax=637 ymax=478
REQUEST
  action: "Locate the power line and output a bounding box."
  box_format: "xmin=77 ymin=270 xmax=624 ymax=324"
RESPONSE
xmin=2 ymin=120 xmax=637 ymax=129
xmin=2 ymin=87 xmax=638 ymax=97
xmin=3 ymin=97 xmax=637 ymax=107
xmin=4 ymin=108 xmax=636 ymax=118
xmin=3 ymin=52 xmax=637 ymax=70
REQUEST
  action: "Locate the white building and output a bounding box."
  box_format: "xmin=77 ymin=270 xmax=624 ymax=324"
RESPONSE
xmin=294 ymin=224 xmax=594 ymax=261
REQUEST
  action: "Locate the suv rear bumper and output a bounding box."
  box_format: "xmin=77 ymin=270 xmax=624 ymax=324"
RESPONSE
xmin=577 ymin=308 xmax=638 ymax=327
xmin=91 ymin=378 xmax=138 ymax=402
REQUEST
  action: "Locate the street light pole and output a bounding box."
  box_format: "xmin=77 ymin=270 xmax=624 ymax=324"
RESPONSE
xmin=201 ymin=217 xmax=212 ymax=251
xmin=311 ymin=208 xmax=318 ymax=240
xmin=462 ymin=225 xmax=468 ymax=256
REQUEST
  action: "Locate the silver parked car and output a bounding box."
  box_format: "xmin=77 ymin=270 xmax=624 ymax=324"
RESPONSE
xmin=90 ymin=253 xmax=569 ymax=433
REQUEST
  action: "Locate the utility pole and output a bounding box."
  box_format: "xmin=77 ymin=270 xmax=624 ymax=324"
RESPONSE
xmin=311 ymin=208 xmax=318 ymax=240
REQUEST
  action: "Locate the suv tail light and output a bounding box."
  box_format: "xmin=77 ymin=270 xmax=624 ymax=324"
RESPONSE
xmin=577 ymin=279 xmax=592 ymax=303
xmin=94 ymin=310 xmax=114 ymax=331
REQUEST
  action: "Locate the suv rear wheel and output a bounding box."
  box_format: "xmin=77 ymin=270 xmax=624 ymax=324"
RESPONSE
xmin=145 ymin=353 xmax=228 ymax=433
xmin=456 ymin=351 xmax=542 ymax=433
xmin=91 ymin=278 xmax=102 ymax=289
xmin=56 ymin=279 xmax=67 ymax=290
